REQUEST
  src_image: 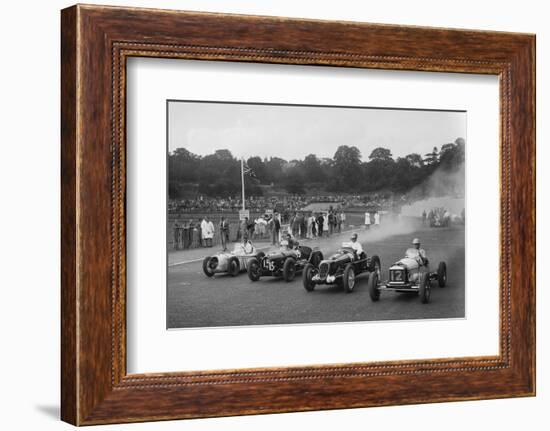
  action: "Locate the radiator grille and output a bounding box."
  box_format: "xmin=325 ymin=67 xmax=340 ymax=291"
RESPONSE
xmin=319 ymin=262 xmax=329 ymax=279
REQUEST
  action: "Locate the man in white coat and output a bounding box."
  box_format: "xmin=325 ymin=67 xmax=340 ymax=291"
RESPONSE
xmin=374 ymin=211 xmax=381 ymax=227
xmin=364 ymin=211 xmax=371 ymax=229
xmin=201 ymin=217 xmax=215 ymax=247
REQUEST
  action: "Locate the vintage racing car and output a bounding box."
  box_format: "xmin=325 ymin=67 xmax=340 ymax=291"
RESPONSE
xmin=302 ymin=242 xmax=381 ymax=293
xmin=368 ymin=248 xmax=447 ymax=303
xmin=202 ymin=242 xmax=264 ymax=277
xmin=247 ymin=241 xmax=323 ymax=282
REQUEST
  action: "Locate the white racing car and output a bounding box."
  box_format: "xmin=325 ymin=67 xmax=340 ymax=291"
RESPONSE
xmin=202 ymin=242 xmax=264 ymax=277
xmin=368 ymin=248 xmax=447 ymax=303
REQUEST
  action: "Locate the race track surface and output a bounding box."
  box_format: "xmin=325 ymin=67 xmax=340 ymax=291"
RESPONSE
xmin=167 ymin=223 xmax=465 ymax=329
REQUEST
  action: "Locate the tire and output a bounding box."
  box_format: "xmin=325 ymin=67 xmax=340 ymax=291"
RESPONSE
xmin=368 ymin=271 xmax=380 ymax=301
xmin=302 ymin=263 xmax=316 ymax=292
xmin=369 ymin=255 xmax=381 ymax=275
xmin=247 ymin=258 xmax=261 ymax=282
xmin=437 ymin=261 xmax=447 ymax=287
xmin=228 ymin=257 xmax=240 ymax=277
xmin=342 ymin=263 xmax=356 ymax=293
xmin=202 ymin=256 xmax=215 ymax=277
xmin=419 ymin=272 xmax=431 ymax=303
xmin=309 ymin=251 xmax=324 ymax=268
xmin=282 ymin=258 xmax=297 ymax=282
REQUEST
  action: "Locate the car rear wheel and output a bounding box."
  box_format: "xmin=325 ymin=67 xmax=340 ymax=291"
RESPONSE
xmin=247 ymin=258 xmax=261 ymax=282
xmin=202 ymin=256 xmax=215 ymax=277
xmin=343 ymin=264 xmax=356 ymax=293
xmin=368 ymin=271 xmax=380 ymax=301
xmin=419 ymin=272 xmax=431 ymax=303
xmin=437 ymin=261 xmax=447 ymax=287
xmin=228 ymin=257 xmax=240 ymax=277
xmin=302 ymin=263 xmax=315 ymax=292
xmin=283 ymin=258 xmax=297 ymax=282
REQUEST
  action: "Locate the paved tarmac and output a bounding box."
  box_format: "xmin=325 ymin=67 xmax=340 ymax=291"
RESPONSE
xmin=167 ymin=221 xmax=465 ymax=329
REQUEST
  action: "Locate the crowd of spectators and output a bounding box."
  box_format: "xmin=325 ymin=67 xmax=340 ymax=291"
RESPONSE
xmin=172 ymin=207 xmax=350 ymax=251
xmin=168 ymin=192 xmax=406 ymax=216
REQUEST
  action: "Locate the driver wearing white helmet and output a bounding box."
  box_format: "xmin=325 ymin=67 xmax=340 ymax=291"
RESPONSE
xmin=349 ymin=233 xmax=364 ymax=255
xmin=407 ymin=238 xmax=428 ymax=266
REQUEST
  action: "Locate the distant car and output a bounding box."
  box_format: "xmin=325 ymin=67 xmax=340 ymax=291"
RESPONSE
xmin=247 ymin=241 xmax=323 ymax=282
xmin=429 ymin=208 xmax=451 ymax=227
xmin=302 ymin=242 xmax=381 ymax=293
xmin=202 ymin=242 xmax=264 ymax=277
xmin=368 ymin=248 xmax=447 ymax=303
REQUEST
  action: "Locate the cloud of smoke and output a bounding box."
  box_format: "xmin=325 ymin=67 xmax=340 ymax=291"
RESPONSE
xmin=401 ymin=162 xmax=465 ymax=218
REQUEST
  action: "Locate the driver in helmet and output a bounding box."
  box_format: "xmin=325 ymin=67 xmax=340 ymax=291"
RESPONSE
xmin=349 ymin=233 xmax=364 ymax=256
xmin=407 ymin=238 xmax=428 ymax=266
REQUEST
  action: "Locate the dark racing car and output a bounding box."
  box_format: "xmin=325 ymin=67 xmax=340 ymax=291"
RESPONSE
xmin=302 ymin=242 xmax=381 ymax=293
xmin=247 ymin=240 xmax=323 ymax=282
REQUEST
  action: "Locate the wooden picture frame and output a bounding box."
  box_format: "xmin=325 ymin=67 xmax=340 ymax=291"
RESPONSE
xmin=61 ymin=4 xmax=535 ymax=425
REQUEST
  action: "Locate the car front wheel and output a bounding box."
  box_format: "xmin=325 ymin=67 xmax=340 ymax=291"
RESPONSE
xmin=369 ymin=255 xmax=381 ymax=276
xmin=247 ymin=258 xmax=261 ymax=282
xmin=343 ymin=264 xmax=356 ymax=293
xmin=283 ymin=258 xmax=296 ymax=282
xmin=368 ymin=271 xmax=380 ymax=301
xmin=302 ymin=263 xmax=316 ymax=292
xmin=202 ymin=256 xmax=215 ymax=277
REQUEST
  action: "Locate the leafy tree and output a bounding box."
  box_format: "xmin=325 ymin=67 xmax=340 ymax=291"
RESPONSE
xmin=263 ymin=157 xmax=287 ymax=185
xmin=168 ymin=137 xmax=466 ymax=198
xmin=283 ymin=167 xmax=305 ymax=194
xmin=405 ymin=153 xmax=423 ymax=168
xmin=423 ymin=146 xmax=439 ymax=165
xmin=369 ymin=147 xmax=393 ymax=161
xmin=333 ymin=145 xmax=362 ymax=190
xmin=246 ymin=156 xmax=267 ymax=184
xmin=302 ymin=154 xmax=326 ymax=183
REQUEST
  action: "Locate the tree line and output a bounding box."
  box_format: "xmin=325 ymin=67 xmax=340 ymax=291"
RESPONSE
xmin=168 ymin=137 xmax=465 ymax=198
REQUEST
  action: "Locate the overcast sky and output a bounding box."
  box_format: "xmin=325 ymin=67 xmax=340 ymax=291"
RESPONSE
xmin=168 ymin=101 xmax=466 ymax=161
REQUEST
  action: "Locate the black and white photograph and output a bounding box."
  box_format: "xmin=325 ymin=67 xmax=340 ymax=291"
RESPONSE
xmin=167 ymin=100 xmax=466 ymax=329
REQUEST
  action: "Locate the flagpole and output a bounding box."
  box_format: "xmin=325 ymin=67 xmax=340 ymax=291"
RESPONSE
xmin=241 ymin=158 xmax=245 ymax=211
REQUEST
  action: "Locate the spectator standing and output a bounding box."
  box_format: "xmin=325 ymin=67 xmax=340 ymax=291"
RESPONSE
xmin=374 ymin=211 xmax=381 ymax=227
xmin=323 ymin=212 xmax=329 ymax=237
xmin=201 ymin=217 xmax=215 ymax=247
xmin=183 ymin=219 xmax=191 ymax=249
xmin=422 ymin=209 xmax=427 ymax=226
xmin=299 ymin=212 xmax=307 ymax=239
xmin=219 ymin=216 xmax=230 ymax=251
xmin=255 ymin=216 xmax=267 ymax=238
xmin=291 ymin=212 xmax=300 ymax=237
xmin=306 ymin=213 xmax=314 ymax=238
xmin=247 ymin=218 xmax=255 ymax=239
xmin=271 ymin=212 xmax=281 ymax=245
xmin=191 ymin=220 xmax=200 ymax=248
xmin=328 ymin=211 xmax=335 ymax=235
xmin=173 ymin=221 xmax=181 ymax=250
xmin=238 ymin=217 xmax=248 ymax=242
xmin=340 ymin=211 xmax=346 ymax=231
xmin=365 ymin=211 xmax=371 ymax=229
xmin=316 ymin=213 xmax=324 ymax=237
